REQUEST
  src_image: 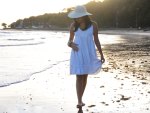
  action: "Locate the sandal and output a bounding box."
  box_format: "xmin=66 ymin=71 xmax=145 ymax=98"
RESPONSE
xmin=76 ymin=103 xmax=85 ymax=108
xmin=76 ymin=105 xmax=82 ymax=108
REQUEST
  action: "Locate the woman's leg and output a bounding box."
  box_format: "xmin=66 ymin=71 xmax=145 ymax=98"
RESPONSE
xmin=81 ymin=74 xmax=88 ymax=99
xmin=76 ymin=74 xmax=88 ymax=106
xmin=76 ymin=75 xmax=83 ymax=105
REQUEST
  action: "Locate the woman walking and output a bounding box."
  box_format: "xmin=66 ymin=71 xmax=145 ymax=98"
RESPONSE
xmin=67 ymin=5 xmax=105 ymax=108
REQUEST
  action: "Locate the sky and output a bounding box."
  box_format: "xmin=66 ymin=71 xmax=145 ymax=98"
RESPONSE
xmin=0 ymin=0 xmax=103 ymax=28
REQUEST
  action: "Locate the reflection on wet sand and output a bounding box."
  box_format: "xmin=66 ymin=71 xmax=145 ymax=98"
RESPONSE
xmin=77 ymin=108 xmax=83 ymax=113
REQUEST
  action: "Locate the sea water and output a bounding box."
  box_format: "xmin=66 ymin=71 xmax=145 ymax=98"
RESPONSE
xmin=0 ymin=30 xmax=70 ymax=87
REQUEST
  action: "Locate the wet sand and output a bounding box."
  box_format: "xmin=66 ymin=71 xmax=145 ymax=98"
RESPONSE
xmin=0 ymin=31 xmax=150 ymax=113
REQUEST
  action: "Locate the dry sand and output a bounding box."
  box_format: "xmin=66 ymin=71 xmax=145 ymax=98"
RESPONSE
xmin=0 ymin=31 xmax=150 ymax=113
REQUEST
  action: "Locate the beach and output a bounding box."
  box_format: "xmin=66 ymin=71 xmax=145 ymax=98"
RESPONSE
xmin=0 ymin=29 xmax=150 ymax=113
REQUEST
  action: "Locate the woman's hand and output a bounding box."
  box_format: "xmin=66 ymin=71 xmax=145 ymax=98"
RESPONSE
xmin=101 ymin=56 xmax=105 ymax=64
xmin=71 ymin=42 xmax=79 ymax=51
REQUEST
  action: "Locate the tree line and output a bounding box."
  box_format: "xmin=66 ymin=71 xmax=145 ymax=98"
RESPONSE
xmin=9 ymin=0 xmax=150 ymax=29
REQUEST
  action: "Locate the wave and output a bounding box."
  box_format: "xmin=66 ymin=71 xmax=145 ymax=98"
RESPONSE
xmin=7 ymin=38 xmax=34 ymax=41
xmin=0 ymin=59 xmax=69 ymax=87
xmin=0 ymin=42 xmax=44 ymax=47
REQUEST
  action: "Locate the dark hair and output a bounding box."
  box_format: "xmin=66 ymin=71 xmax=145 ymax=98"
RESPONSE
xmin=74 ymin=16 xmax=92 ymax=32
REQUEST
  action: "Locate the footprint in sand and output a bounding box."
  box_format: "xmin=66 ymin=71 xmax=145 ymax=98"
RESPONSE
xmin=120 ymin=94 xmax=131 ymax=101
xmin=88 ymin=105 xmax=96 ymax=108
xmin=100 ymin=102 xmax=109 ymax=106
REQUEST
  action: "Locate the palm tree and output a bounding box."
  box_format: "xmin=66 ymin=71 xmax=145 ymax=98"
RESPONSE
xmin=1 ymin=23 xmax=7 ymax=29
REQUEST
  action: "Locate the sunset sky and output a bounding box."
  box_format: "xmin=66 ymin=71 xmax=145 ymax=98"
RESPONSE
xmin=0 ymin=0 xmax=103 ymax=28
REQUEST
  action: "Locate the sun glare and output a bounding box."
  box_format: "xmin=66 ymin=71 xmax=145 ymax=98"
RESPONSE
xmin=0 ymin=0 xmax=104 ymax=28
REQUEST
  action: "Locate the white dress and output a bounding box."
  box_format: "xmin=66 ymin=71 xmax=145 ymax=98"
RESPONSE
xmin=70 ymin=25 xmax=102 ymax=75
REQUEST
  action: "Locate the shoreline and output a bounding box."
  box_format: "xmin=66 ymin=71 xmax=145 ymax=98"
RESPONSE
xmin=99 ymin=29 xmax=150 ymax=36
xmin=1 ymin=27 xmax=150 ymax=30
xmin=1 ymin=28 xmax=150 ymax=36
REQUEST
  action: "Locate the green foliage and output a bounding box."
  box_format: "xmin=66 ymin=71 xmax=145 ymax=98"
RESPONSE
xmin=10 ymin=0 xmax=150 ymax=29
xmin=1 ymin=23 xmax=7 ymax=29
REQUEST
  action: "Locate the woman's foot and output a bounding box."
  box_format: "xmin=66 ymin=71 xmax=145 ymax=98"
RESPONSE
xmin=81 ymin=102 xmax=85 ymax=106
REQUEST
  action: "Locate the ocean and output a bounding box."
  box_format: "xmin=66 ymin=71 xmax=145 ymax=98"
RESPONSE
xmin=0 ymin=30 xmax=71 ymax=87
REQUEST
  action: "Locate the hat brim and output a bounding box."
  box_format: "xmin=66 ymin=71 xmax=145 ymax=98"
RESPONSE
xmin=68 ymin=11 xmax=92 ymax=18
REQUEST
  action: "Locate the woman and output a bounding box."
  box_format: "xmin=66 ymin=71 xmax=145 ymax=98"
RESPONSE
xmin=67 ymin=5 xmax=105 ymax=108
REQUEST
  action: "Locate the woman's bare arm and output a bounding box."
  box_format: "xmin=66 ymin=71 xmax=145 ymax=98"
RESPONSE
xmin=68 ymin=22 xmax=75 ymax=42
xmin=93 ymin=21 xmax=105 ymax=63
xmin=68 ymin=22 xmax=79 ymax=51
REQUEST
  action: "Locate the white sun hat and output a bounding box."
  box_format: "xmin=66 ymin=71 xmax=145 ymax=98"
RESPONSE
xmin=68 ymin=5 xmax=92 ymax=18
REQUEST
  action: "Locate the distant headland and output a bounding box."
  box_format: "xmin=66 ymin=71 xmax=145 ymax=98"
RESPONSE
xmin=1 ymin=0 xmax=150 ymax=30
